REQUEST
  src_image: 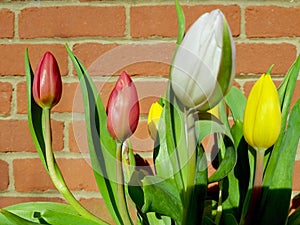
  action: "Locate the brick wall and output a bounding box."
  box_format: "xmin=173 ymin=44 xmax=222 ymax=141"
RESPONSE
xmin=0 ymin=0 xmax=299 ymax=222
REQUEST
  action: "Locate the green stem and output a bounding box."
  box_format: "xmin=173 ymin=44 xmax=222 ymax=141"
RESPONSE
xmin=182 ymin=109 xmax=197 ymax=225
xmin=43 ymin=108 xmax=108 ymax=225
xmin=244 ymin=149 xmax=266 ymax=225
xmin=116 ymin=142 xmax=133 ymax=225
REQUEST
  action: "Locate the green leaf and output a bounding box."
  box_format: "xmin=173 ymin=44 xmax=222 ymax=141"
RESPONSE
xmin=221 ymin=121 xmax=250 ymax=222
xmin=222 ymin=213 xmax=239 ymax=225
xmin=194 ymin=113 xmax=236 ymax=184
xmin=278 ymin=55 xmax=300 ymax=109
xmin=258 ymin=99 xmax=300 ymax=225
xmin=4 ymin=202 xmax=102 ymax=225
xmin=0 ymin=209 xmax=40 ymax=225
xmin=224 ymin=87 xmax=246 ymax=123
xmin=5 ymin=202 xmax=79 ymax=223
xmin=38 ymin=209 xmax=101 ymax=225
xmin=142 ymin=176 xmax=183 ymax=224
xmin=25 ymin=49 xmax=48 ymax=171
xmin=174 ymin=0 xmax=185 ymax=45
xmin=154 ymin=85 xmax=185 ymax=192
xmin=66 ymin=45 xmax=123 ymax=225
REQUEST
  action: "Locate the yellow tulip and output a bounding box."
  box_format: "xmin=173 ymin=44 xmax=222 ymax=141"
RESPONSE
xmin=147 ymin=102 xmax=163 ymax=140
xmin=243 ymin=74 xmax=281 ymax=151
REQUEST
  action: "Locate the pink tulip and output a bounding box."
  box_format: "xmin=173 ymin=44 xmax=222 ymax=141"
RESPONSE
xmin=32 ymin=52 xmax=62 ymax=109
xmin=106 ymin=71 xmax=140 ymax=142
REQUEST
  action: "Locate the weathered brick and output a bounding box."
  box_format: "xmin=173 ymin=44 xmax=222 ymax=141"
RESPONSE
xmin=19 ymin=6 xmax=126 ymax=38
xmin=0 ymin=160 xmax=9 ymax=191
xmin=236 ymin=43 xmax=297 ymax=75
xmin=73 ymin=43 xmax=175 ymax=76
xmin=13 ymin=158 xmax=98 ymax=192
xmin=246 ymin=6 xmax=300 ymax=38
xmin=0 ymin=120 xmax=64 ymax=152
xmin=130 ymin=5 xmax=240 ymax=38
xmin=0 ymin=8 xmax=14 ymax=38
xmin=0 ymin=82 xmax=12 ymax=115
xmin=0 ymin=44 xmax=68 ymax=76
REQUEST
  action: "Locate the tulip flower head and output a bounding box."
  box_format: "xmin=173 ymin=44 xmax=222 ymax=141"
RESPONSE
xmin=243 ymin=74 xmax=281 ymax=151
xmin=32 ymin=52 xmax=62 ymax=109
xmin=106 ymin=71 xmax=140 ymax=142
xmin=171 ymin=9 xmax=235 ymax=111
xmin=148 ymin=102 xmax=163 ymax=140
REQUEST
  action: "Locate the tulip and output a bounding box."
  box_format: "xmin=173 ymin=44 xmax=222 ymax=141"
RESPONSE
xmin=243 ymin=74 xmax=281 ymax=151
xmin=33 ymin=51 xmax=62 ymax=109
xmin=171 ymin=9 xmax=235 ymax=111
xmin=106 ymin=71 xmax=140 ymax=142
xmin=147 ymin=102 xmax=163 ymax=140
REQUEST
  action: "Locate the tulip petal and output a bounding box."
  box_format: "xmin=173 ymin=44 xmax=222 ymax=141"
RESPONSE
xmin=243 ymin=74 xmax=281 ymax=150
xmin=106 ymin=71 xmax=140 ymax=142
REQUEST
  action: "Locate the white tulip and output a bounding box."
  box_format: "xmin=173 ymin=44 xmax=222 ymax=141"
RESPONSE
xmin=171 ymin=9 xmax=236 ymax=111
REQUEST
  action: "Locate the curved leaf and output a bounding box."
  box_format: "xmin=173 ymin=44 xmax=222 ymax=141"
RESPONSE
xmin=0 ymin=209 xmax=40 ymax=225
xmin=39 ymin=209 xmax=101 ymax=225
xmin=25 ymin=49 xmax=48 ymax=171
xmin=224 ymin=87 xmax=246 ymax=123
xmin=142 ymin=176 xmax=183 ymax=224
xmin=66 ymin=45 xmax=123 ymax=225
xmin=174 ymin=0 xmax=185 ymax=45
xmin=194 ymin=114 xmax=236 ymax=183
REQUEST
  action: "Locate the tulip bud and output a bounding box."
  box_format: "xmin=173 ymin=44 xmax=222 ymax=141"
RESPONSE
xmin=243 ymin=74 xmax=281 ymax=151
xmin=32 ymin=52 xmax=62 ymax=109
xmin=171 ymin=9 xmax=235 ymax=111
xmin=147 ymin=102 xmax=163 ymax=140
xmin=106 ymin=71 xmax=140 ymax=142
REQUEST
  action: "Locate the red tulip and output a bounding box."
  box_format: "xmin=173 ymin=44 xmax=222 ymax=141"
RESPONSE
xmin=32 ymin=52 xmax=62 ymax=109
xmin=106 ymin=71 xmax=140 ymax=142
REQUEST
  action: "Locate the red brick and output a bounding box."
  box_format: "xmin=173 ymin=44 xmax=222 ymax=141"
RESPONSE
xmin=244 ymin=79 xmax=300 ymax=109
xmin=0 ymin=44 xmax=68 ymax=76
xmin=293 ymin=161 xmax=300 ymax=191
xmin=69 ymin=121 xmax=88 ymax=153
xmin=0 ymin=9 xmax=14 ymax=38
xmin=246 ymin=6 xmax=300 ymax=38
xmin=130 ymin=5 xmax=240 ymax=38
xmin=129 ymin=120 xmax=154 ymax=152
xmin=72 ymin=43 xmax=118 ymax=75
xmin=0 ymin=82 xmax=12 ymax=115
xmin=135 ymin=81 xmax=168 ymax=114
xmin=17 ymin=82 xmax=81 ymax=114
xmin=236 ymin=43 xmax=297 ymax=75
xmin=13 ymin=158 xmax=55 ymax=192
xmin=19 ymin=6 xmax=125 ymax=38
xmin=0 ymin=120 xmax=64 ymax=152
xmin=70 ymin=120 xmax=158 ymax=154
xmin=0 ymin=160 xmax=9 ymax=191
xmin=13 ymin=158 xmax=98 ymax=192
xmin=57 ymin=158 xmax=98 ymax=191
xmin=73 ymin=43 xmax=175 ymax=76
xmin=79 ymin=198 xmax=115 ymax=224
xmin=0 ymin=197 xmax=65 ymax=208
